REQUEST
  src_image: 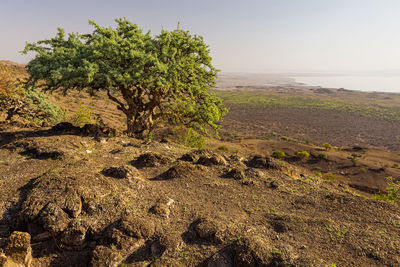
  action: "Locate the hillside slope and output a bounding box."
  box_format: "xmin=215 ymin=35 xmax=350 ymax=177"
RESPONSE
xmin=0 ymin=122 xmax=400 ymax=266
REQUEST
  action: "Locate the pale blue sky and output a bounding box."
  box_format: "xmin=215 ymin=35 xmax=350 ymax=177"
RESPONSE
xmin=1 ymin=0 xmax=400 ymax=72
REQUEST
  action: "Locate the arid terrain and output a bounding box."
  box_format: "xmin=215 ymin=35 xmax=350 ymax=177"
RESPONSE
xmin=1 ymin=64 xmax=400 ymax=266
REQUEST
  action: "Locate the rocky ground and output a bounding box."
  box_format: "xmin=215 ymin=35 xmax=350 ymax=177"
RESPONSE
xmin=1 ymin=122 xmax=400 ymax=266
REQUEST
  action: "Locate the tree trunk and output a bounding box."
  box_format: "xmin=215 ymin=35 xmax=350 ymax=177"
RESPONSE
xmin=126 ymin=113 xmax=151 ymax=139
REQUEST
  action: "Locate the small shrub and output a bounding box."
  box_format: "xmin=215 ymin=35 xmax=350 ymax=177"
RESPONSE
xmin=295 ymin=151 xmax=310 ymax=159
xmin=184 ymin=128 xmax=204 ymax=149
xmin=318 ymin=153 xmax=328 ymax=160
xmin=25 ymin=88 xmax=65 ymax=123
xmin=322 ymin=172 xmax=336 ymax=181
xmin=351 ymin=157 xmax=358 ymax=166
xmin=144 ymin=132 xmax=154 ymax=142
xmin=322 ymin=143 xmax=332 ymax=150
xmin=68 ymin=102 xmax=95 ymax=126
xmin=272 ymin=150 xmax=285 ymax=159
xmin=372 ymin=176 xmax=400 ymax=203
xmin=217 ymin=145 xmax=229 ymax=152
xmin=313 ymin=171 xmax=322 ymax=176
xmin=359 ymin=167 xmax=367 ymax=172
xmin=281 ymin=136 xmax=289 ymax=141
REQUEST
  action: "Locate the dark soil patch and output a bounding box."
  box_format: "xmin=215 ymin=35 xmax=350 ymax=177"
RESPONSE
xmin=132 ymin=153 xmax=170 ymax=169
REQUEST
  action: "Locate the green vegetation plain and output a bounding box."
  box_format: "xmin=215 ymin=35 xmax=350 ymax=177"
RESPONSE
xmin=216 ymin=91 xmax=400 ymax=122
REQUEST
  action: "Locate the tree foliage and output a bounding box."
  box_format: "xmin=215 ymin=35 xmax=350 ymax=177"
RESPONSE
xmin=23 ymin=18 xmax=227 ymax=137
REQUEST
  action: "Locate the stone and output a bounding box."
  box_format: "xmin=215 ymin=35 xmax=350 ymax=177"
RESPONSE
xmin=224 ymin=168 xmax=246 ymax=180
xmin=0 ymin=253 xmax=21 ymax=267
xmin=151 ymin=233 xmax=182 ymax=257
xmin=32 ymin=232 xmax=52 ymax=243
xmin=193 ymin=218 xmax=223 ymax=243
xmin=133 ymin=153 xmax=168 ymax=168
xmin=63 ymin=189 xmax=82 ymax=218
xmin=61 ymin=221 xmax=87 ymax=247
xmin=207 ymin=250 xmax=234 ymax=267
xmin=39 ymin=203 xmax=70 ymax=234
xmin=101 ymin=166 xmax=140 ymax=180
xmin=150 ymin=203 xmax=170 ymax=218
xmin=91 ymin=246 xmax=123 ymax=267
xmin=198 ymin=154 xmax=227 ymax=166
xmin=149 ymin=258 xmax=185 ymax=267
xmin=4 ymin=231 xmax=32 ymax=267
xmin=118 ymin=215 xmax=155 ymax=239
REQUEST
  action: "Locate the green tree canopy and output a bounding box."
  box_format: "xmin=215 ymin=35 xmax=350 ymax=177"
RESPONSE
xmin=23 ymin=18 xmax=227 ymax=138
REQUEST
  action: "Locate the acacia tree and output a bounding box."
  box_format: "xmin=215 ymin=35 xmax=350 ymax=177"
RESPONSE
xmin=23 ymin=18 xmax=227 ymax=138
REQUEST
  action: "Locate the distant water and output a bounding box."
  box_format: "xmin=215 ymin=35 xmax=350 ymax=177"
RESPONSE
xmin=290 ymin=75 xmax=400 ymax=93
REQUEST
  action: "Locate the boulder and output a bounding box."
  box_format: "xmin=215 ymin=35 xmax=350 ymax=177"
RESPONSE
xmin=38 ymin=203 xmax=70 ymax=234
xmin=91 ymin=246 xmax=123 ymax=267
xmin=4 ymin=231 xmax=32 ymax=267
xmin=101 ymin=165 xmax=140 ymax=180
xmin=132 ymin=153 xmax=169 ymax=169
xmin=198 ymin=154 xmax=227 ymax=166
xmin=118 ymin=215 xmax=155 ymax=239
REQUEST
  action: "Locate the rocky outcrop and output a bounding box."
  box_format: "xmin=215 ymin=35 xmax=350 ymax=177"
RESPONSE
xmin=2 ymin=231 xmax=32 ymax=267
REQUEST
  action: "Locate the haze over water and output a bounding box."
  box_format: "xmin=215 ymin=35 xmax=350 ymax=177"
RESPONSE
xmin=291 ymin=74 xmax=400 ymax=93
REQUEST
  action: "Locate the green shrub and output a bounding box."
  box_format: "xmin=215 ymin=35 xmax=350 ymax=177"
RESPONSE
xmin=322 ymin=172 xmax=336 ymax=181
xmin=68 ymin=102 xmax=95 ymax=126
xmin=217 ymin=145 xmax=229 ymax=152
xmin=144 ymin=132 xmax=154 ymax=142
xmin=295 ymin=151 xmax=310 ymax=159
xmin=25 ymin=88 xmax=65 ymax=123
xmin=272 ymin=150 xmax=285 ymax=159
xmin=351 ymin=157 xmax=358 ymax=166
xmin=372 ymin=176 xmax=400 ymax=203
xmin=281 ymin=136 xmax=290 ymax=141
xmin=184 ymin=128 xmax=204 ymax=149
xmin=359 ymin=167 xmax=367 ymax=172
xmin=318 ymin=153 xmax=328 ymax=160
xmin=313 ymin=171 xmax=322 ymax=176
xmin=322 ymin=143 xmax=332 ymax=150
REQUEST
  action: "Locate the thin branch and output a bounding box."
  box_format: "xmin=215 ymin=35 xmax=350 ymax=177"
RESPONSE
xmin=106 ymin=88 xmax=127 ymax=113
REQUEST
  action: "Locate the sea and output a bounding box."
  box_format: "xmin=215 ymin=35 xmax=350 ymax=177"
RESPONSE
xmin=289 ymin=74 xmax=400 ymax=93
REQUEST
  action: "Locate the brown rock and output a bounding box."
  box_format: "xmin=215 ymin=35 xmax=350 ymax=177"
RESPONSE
xmin=32 ymin=232 xmax=52 ymax=242
xmin=61 ymin=221 xmax=87 ymax=247
xmin=193 ymin=218 xmax=224 ymax=243
xmin=150 ymin=203 xmax=170 ymax=218
xmin=4 ymin=231 xmax=32 ymax=267
xmin=118 ymin=215 xmax=155 ymax=239
xmin=63 ymin=189 xmax=82 ymax=218
xmin=149 ymin=258 xmax=185 ymax=267
xmin=91 ymin=246 xmax=123 ymax=267
xmin=224 ymin=168 xmax=246 ymax=180
xmin=133 ymin=153 xmax=169 ymax=169
xmin=39 ymin=203 xmax=70 ymax=234
xmin=233 ymin=235 xmax=277 ymax=266
xmin=151 ymin=233 xmax=182 ymax=257
xmin=0 ymin=253 xmax=21 ymax=267
xmin=101 ymin=165 xmax=140 ymax=180
xmin=207 ymin=250 xmax=234 ymax=267
xmin=198 ymin=154 xmax=227 ymax=166
xmin=156 ymin=162 xmax=196 ymax=180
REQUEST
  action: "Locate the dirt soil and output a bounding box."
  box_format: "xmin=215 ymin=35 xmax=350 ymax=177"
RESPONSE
xmin=1 ymin=65 xmax=400 ymax=266
xmin=1 ymin=123 xmax=400 ymax=266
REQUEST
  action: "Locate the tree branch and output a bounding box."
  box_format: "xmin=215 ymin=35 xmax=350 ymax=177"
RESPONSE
xmin=106 ymin=88 xmax=127 ymax=113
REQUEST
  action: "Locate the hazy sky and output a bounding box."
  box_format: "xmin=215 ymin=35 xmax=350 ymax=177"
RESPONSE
xmin=1 ymin=0 xmax=400 ymax=73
